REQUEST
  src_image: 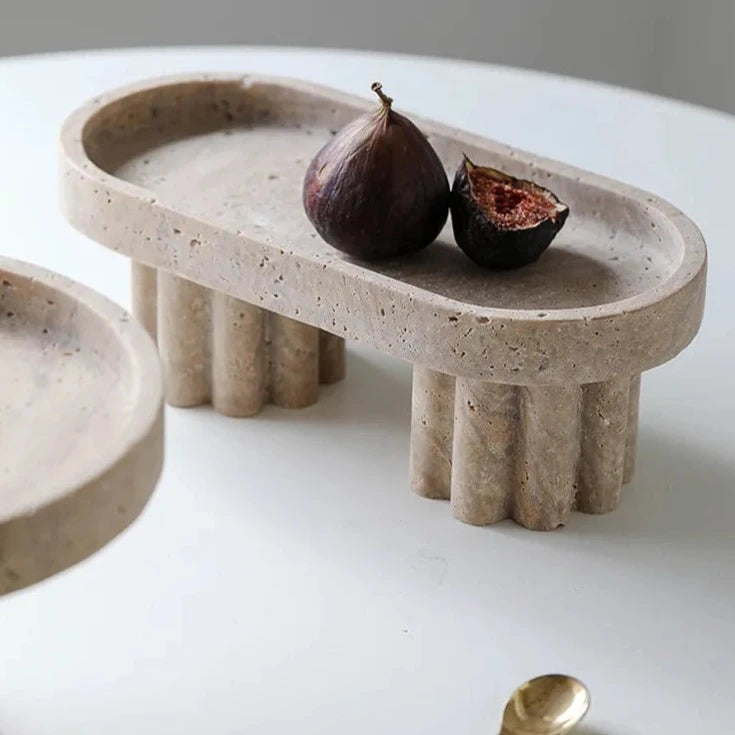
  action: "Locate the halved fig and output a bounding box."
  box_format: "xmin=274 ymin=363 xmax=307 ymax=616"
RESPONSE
xmin=450 ymin=156 xmax=569 ymax=269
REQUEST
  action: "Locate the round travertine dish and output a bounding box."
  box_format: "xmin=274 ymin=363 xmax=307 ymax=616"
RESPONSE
xmin=0 ymin=257 xmax=163 ymax=595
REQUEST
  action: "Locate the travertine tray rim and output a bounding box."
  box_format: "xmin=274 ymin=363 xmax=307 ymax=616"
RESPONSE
xmin=61 ymin=72 xmax=706 ymax=320
xmin=59 ymin=73 xmax=707 ymax=385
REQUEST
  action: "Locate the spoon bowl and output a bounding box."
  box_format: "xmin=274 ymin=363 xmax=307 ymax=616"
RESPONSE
xmin=500 ymin=674 xmax=590 ymax=735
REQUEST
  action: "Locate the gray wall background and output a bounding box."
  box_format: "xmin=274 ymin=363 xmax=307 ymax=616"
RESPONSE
xmin=2 ymin=0 xmax=733 ymax=114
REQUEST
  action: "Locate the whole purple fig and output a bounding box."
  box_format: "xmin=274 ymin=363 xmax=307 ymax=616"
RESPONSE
xmin=303 ymin=83 xmax=449 ymax=260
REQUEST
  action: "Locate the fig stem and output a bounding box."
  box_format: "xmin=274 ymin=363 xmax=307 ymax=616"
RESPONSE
xmin=371 ymin=82 xmax=393 ymax=108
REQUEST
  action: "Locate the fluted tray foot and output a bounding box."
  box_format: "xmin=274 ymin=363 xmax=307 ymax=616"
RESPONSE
xmin=410 ymin=369 xmax=641 ymax=530
xmin=132 ymin=264 xmax=346 ymax=415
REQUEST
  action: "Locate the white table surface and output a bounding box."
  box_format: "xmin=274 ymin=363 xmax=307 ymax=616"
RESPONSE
xmin=0 ymin=46 xmax=733 ymax=735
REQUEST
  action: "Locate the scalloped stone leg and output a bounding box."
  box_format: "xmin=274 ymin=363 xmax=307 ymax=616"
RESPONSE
xmin=269 ymin=314 xmax=319 ymax=408
xmin=515 ymin=385 xmax=582 ymax=530
xmin=158 ymin=271 xmax=211 ymax=407
xmin=131 ymin=261 xmax=157 ymax=342
xmin=318 ymin=330 xmax=346 ymax=384
xmin=450 ymin=379 xmax=517 ymax=525
xmin=212 ymin=292 xmax=266 ymax=417
xmin=410 ymin=367 xmax=455 ymax=500
xmin=624 ymin=374 xmax=641 ymax=484
xmin=576 ymin=376 xmax=630 ymax=513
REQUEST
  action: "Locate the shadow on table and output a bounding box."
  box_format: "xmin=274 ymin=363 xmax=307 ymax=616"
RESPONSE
xmin=567 ymin=428 xmax=735 ymax=545
xmin=295 ymin=360 xmax=735 ymax=549
xmin=204 ymin=348 xmax=735 ymax=548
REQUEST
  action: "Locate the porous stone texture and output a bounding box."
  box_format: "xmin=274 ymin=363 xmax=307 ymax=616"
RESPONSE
xmin=577 ymin=376 xmax=630 ymax=513
xmin=0 ymin=257 xmax=163 ymax=594
xmin=269 ymin=313 xmax=319 ymax=408
xmin=516 ymin=384 xmax=582 ymax=529
xmin=131 ymin=266 xmax=342 ymax=414
xmin=410 ymin=367 xmax=455 ymax=500
xmin=212 ymin=291 xmax=266 ymax=416
xmin=131 ymin=260 xmax=157 ymax=342
xmin=624 ymin=374 xmax=642 ymax=484
xmin=411 ymin=372 xmax=642 ymax=529
xmin=319 ymin=330 xmax=346 ymax=384
xmin=158 ymin=271 xmax=211 ymax=407
xmin=60 ymin=74 xmax=707 ymax=529
xmin=452 ymin=379 xmax=517 ymax=525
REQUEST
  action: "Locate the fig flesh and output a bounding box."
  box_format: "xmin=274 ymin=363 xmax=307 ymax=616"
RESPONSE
xmin=303 ymin=83 xmax=449 ymax=260
xmin=450 ymin=156 xmax=569 ymax=269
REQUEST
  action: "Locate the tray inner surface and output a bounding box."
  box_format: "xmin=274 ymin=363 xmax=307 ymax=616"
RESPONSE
xmin=1 ymin=272 xmax=135 ymax=509
xmin=94 ymin=82 xmax=680 ymax=312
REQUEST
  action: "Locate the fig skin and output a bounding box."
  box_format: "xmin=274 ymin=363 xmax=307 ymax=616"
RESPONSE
xmin=303 ymin=83 xmax=449 ymax=260
xmin=450 ymin=156 xmax=569 ymax=270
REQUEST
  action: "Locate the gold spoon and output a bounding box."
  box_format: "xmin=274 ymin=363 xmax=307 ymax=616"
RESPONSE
xmin=500 ymin=674 xmax=590 ymax=735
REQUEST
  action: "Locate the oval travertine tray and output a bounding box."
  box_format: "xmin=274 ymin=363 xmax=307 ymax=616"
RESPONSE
xmin=59 ymin=75 xmax=706 ymax=530
xmin=0 ymin=257 xmax=163 ymax=594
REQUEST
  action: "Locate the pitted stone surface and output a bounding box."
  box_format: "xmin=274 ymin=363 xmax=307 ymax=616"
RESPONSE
xmin=59 ymin=75 xmax=707 ymax=529
xmin=60 ymin=74 xmax=706 ymax=387
xmin=0 ymin=257 xmax=163 ymax=593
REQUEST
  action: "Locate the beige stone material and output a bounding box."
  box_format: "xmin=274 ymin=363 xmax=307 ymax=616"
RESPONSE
xmin=451 ymin=379 xmax=517 ymax=525
xmin=577 ymin=376 xmax=630 ymax=513
xmin=319 ymin=331 xmax=346 ymax=384
xmin=134 ymin=262 xmax=336 ymax=414
xmin=0 ymin=256 xmax=163 ymax=595
xmin=269 ymin=314 xmax=319 ymax=408
xmin=624 ymin=374 xmax=642 ymax=484
xmin=60 ymin=74 xmax=707 ymax=529
xmin=410 ymin=373 xmax=648 ymax=529
xmin=60 ymin=74 xmax=706 ymax=387
xmin=212 ymin=291 xmax=266 ymax=416
xmin=131 ymin=260 xmax=157 ymax=342
xmin=158 ymin=271 xmax=211 ymax=407
xmin=410 ymin=367 xmax=455 ymax=500
xmin=516 ymin=385 xmax=582 ymax=530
